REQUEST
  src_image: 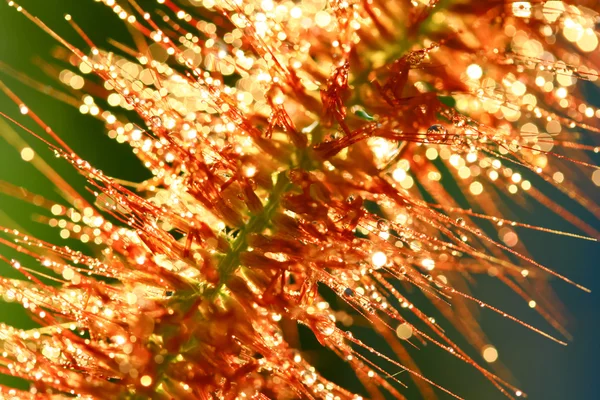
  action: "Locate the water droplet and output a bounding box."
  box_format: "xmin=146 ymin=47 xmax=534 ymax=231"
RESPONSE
xmin=450 ymin=134 xmax=465 ymax=148
xmin=248 ymin=178 xmax=258 ymax=191
xmin=426 ymin=124 xmax=449 ymax=143
xmin=377 ymin=219 xmax=390 ymax=231
xmin=452 ymin=114 xmax=466 ymax=127
xmin=301 ymin=371 xmax=317 ymax=385
xmin=351 ymin=105 xmax=375 ymax=121
xmin=482 ymin=345 xmax=499 ymax=363
xmin=312 ymin=221 xmax=328 ymax=234
xmin=456 ymin=218 xmax=465 ymax=227
xmin=409 ymin=241 xmax=422 ymax=252
xmin=396 ymin=323 xmax=413 ymax=340
xmin=150 ymin=116 xmax=162 ymax=127
xmin=421 ymin=258 xmax=435 ymax=271
xmin=371 ymin=251 xmax=387 ymax=269
xmin=316 ymin=319 xmax=335 ymax=337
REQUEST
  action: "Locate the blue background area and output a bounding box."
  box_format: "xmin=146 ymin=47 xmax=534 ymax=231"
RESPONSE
xmin=0 ymin=1 xmax=598 ymax=398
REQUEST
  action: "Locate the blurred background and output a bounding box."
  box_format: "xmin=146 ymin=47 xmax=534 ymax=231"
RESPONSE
xmin=0 ymin=1 xmax=598 ymax=398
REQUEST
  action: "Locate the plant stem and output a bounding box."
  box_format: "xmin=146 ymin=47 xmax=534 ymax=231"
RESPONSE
xmin=216 ymin=171 xmax=292 ymax=287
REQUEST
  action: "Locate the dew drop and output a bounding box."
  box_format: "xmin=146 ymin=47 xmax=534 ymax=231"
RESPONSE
xmin=452 ymin=113 xmax=466 ymax=127
xmin=371 ymin=251 xmax=387 ymax=269
xmin=395 ymin=323 xmax=413 ymax=340
xmin=150 ymin=116 xmax=163 ymax=127
xmin=312 ymin=221 xmax=328 ymax=234
xmin=301 ymin=371 xmax=317 ymax=385
xmin=377 ymin=219 xmax=390 ymax=231
xmin=426 ymin=124 xmax=449 ymax=143
xmin=450 ymin=134 xmax=465 ymax=149
xmin=316 ymin=319 xmax=335 ymax=337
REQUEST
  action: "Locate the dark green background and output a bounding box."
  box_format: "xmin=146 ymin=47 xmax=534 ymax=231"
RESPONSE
xmin=0 ymin=1 xmax=599 ymax=398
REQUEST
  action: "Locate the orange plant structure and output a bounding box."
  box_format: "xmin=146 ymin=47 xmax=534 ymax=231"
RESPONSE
xmin=0 ymin=0 xmax=599 ymax=399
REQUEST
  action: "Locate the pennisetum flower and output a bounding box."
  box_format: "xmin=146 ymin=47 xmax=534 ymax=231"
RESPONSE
xmin=0 ymin=0 xmax=598 ymax=398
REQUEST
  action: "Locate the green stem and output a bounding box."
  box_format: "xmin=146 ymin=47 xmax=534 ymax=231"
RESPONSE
xmin=216 ymin=171 xmax=292 ymax=287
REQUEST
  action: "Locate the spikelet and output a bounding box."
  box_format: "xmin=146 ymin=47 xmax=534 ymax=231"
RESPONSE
xmin=0 ymin=0 xmax=598 ymax=399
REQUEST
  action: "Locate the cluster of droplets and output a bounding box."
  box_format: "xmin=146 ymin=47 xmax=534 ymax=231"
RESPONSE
xmin=0 ymin=0 xmax=598 ymax=399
